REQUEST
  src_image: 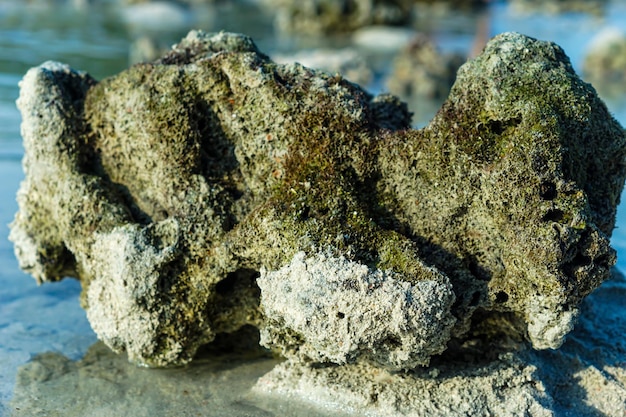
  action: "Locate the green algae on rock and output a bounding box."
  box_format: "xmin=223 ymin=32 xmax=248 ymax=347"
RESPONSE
xmin=379 ymin=32 xmax=626 ymax=350
xmin=10 ymin=31 xmax=626 ymax=370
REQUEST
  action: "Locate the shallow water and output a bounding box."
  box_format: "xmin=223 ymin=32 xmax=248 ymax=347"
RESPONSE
xmin=1 ymin=1 xmax=626 ymax=416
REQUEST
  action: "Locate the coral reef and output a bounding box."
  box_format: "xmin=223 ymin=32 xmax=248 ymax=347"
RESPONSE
xmin=10 ymin=30 xmax=626 ymax=375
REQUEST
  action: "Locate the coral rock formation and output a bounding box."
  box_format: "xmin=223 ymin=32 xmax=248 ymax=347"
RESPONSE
xmin=10 ymin=31 xmax=626 ymax=371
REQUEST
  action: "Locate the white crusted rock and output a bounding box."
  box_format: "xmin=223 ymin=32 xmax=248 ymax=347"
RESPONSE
xmin=258 ymin=252 xmax=456 ymax=370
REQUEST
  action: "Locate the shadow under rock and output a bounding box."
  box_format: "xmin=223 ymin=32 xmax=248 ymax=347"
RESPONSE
xmin=432 ymin=268 xmax=626 ymax=416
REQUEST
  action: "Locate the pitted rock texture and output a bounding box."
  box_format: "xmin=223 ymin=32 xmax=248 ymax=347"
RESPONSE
xmin=252 ymin=269 xmax=626 ymax=417
xmin=10 ymin=31 xmax=626 ymax=368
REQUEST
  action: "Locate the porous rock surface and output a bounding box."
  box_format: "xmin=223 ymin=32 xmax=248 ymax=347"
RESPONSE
xmin=10 ymin=31 xmax=626 ymax=371
xmin=258 ymin=252 xmax=455 ymax=369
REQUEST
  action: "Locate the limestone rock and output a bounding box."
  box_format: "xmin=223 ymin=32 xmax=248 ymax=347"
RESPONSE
xmin=254 ymin=355 xmax=555 ymax=417
xmin=10 ymin=31 xmax=412 ymax=367
xmin=257 ymin=252 xmax=455 ymax=369
xmin=378 ymin=32 xmax=626 ymax=349
xmin=10 ymin=31 xmax=626 ymax=369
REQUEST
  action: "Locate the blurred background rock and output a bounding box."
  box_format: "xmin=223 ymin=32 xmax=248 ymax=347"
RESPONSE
xmin=583 ymin=27 xmax=626 ymax=100
xmin=509 ymin=0 xmax=607 ymax=15
xmin=102 ymin=0 xmax=492 ymax=126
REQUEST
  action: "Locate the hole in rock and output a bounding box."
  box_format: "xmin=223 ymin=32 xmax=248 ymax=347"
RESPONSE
xmin=469 ymin=291 xmax=482 ymax=307
xmin=193 ymin=325 xmax=265 ymax=358
xmin=563 ymin=252 xmax=594 ymax=279
xmin=539 ymin=181 xmax=557 ymax=200
xmin=542 ymin=209 xmax=564 ymax=222
xmin=336 ymin=312 xmax=345 ymax=319
xmin=569 ymin=253 xmax=592 ymax=269
xmin=495 ymin=291 xmax=509 ymax=303
xmin=486 ymin=116 xmax=521 ymax=136
xmin=216 ymin=268 xmax=260 ymax=295
xmin=488 ymin=120 xmax=505 ymax=135
xmin=595 ymin=253 xmax=612 ymax=266
xmin=300 ymin=205 xmax=311 ymax=220
xmin=383 ymin=336 xmax=402 ymax=348
xmin=468 ymin=260 xmax=490 ymax=281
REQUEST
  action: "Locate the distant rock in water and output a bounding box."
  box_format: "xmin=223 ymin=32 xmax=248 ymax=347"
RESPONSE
xmin=583 ymin=27 xmax=626 ymax=99
xmin=385 ymin=33 xmax=465 ymax=125
xmin=265 ymin=0 xmax=487 ymax=34
xmin=9 ymin=30 xmax=626 ymax=413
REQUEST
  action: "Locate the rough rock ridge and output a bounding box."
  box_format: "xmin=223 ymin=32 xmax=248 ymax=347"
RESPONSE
xmin=10 ymin=31 xmax=626 ymax=374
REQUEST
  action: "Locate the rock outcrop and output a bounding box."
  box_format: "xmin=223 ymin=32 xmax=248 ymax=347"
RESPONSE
xmin=10 ymin=31 xmax=626 ymax=373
